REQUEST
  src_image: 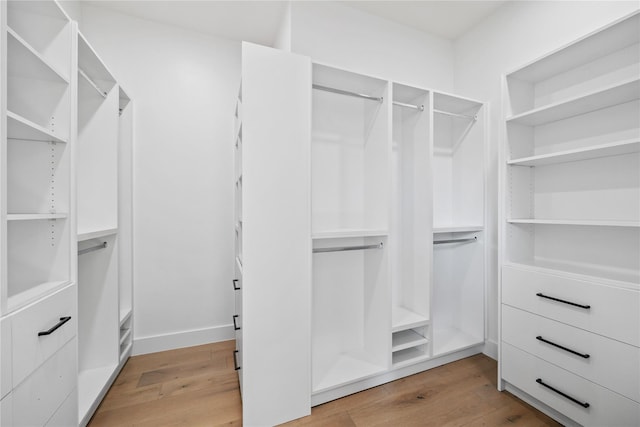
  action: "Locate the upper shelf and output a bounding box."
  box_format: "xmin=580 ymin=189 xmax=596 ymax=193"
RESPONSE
xmin=433 ymin=225 xmax=484 ymax=233
xmin=312 ymin=228 xmax=388 ymax=239
xmin=508 ymin=139 xmax=640 ymax=167
xmin=78 ymin=31 xmax=116 ymax=96
xmin=433 ymin=91 xmax=482 ymax=116
xmin=507 ymin=11 xmax=640 ymax=83
xmin=7 ymin=213 xmax=68 ymax=221
xmin=7 ymin=111 xmax=68 ymax=143
xmin=506 ymin=78 xmax=640 ymax=126
xmin=7 ymin=27 xmax=69 ymax=84
xmin=508 ymin=218 xmax=640 ymax=227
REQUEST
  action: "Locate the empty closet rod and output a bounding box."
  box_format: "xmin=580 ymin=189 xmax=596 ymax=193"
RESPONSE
xmin=434 ymin=109 xmax=477 ymax=121
xmin=313 ymin=242 xmax=383 ymax=253
xmin=78 ymin=241 xmax=107 ymax=256
xmin=433 ymin=237 xmax=477 ymax=245
xmin=78 ymin=69 xmax=107 ymax=98
xmin=312 ymin=84 xmax=383 ymax=103
xmin=393 ymin=101 xmax=424 ymax=111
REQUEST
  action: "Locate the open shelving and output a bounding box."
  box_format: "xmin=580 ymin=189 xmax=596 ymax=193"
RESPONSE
xmin=508 ymin=138 xmax=640 ymax=166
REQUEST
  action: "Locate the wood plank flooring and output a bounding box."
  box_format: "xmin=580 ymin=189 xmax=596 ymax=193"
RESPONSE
xmin=88 ymin=340 xmax=561 ymax=426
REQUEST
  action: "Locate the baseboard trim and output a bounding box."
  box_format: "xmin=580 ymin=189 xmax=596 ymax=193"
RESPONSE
xmin=483 ymin=339 xmax=498 ymax=360
xmin=132 ymin=324 xmax=235 ymax=356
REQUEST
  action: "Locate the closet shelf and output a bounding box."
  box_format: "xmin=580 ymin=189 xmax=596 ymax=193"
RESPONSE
xmin=433 ymin=225 xmax=483 ymax=233
xmin=119 ymin=308 xmax=133 ymax=326
xmin=78 ymin=364 xmax=119 ymax=423
xmin=508 ymin=139 xmax=640 ymax=167
xmin=312 ymin=229 xmax=388 ymax=239
xmin=312 ymin=354 xmax=386 ymax=393
xmin=119 ymin=328 xmax=132 ymax=346
xmin=77 ymin=31 xmax=116 ymax=95
xmin=503 ymin=262 xmax=639 ymax=292
xmin=507 ymin=13 xmax=640 ymax=83
xmin=78 ymin=227 xmax=118 ymax=241
xmin=79 ymin=68 xmax=108 ymax=98
xmin=392 ymin=347 xmax=429 ymax=367
xmin=7 ymin=213 xmax=68 ymax=220
xmin=392 ymin=329 xmax=429 ymax=352
xmin=120 ymin=342 xmax=133 ymax=362
xmin=507 ymin=78 xmax=640 ymax=126
xmin=392 ymin=306 xmax=429 ymax=332
xmin=7 ymin=280 xmax=72 ymax=313
xmin=7 ymin=111 xmax=68 ymax=143
xmin=7 ymin=27 xmax=69 ymax=84
xmin=432 ymin=327 xmax=483 ymax=357
xmin=507 ymin=218 xmax=640 ymax=227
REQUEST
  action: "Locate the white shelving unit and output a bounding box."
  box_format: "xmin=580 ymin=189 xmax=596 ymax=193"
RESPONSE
xmin=1 ymin=1 xmax=78 ymax=425
xmin=500 ymin=11 xmax=640 ymax=427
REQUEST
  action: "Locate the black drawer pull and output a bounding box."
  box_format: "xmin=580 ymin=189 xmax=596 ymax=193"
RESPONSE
xmin=536 ymin=293 xmax=590 ymax=310
xmin=38 ymin=316 xmax=71 ymax=336
xmin=233 ymin=314 xmax=241 ymax=331
xmin=536 ymin=378 xmax=590 ymax=408
xmin=536 ymin=336 xmax=590 ymax=359
xmin=232 ymin=279 xmax=241 ymax=290
xmin=233 ymin=350 xmax=241 ymax=370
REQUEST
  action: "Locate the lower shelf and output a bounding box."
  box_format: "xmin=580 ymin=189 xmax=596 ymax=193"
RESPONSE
xmin=78 ymin=364 xmax=118 ymax=423
xmin=432 ymin=327 xmax=483 ymax=357
xmin=313 ymin=353 xmax=386 ymax=393
xmin=392 ymin=346 xmax=429 ymax=367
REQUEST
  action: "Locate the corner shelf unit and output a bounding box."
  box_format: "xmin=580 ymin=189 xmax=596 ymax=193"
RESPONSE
xmin=500 ymin=10 xmax=640 ymax=427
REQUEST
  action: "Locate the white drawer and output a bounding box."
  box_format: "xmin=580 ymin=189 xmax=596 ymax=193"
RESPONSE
xmin=1 ymin=317 xmax=11 ymax=398
xmin=45 ymin=388 xmax=77 ymax=427
xmin=502 ymin=343 xmax=640 ymax=427
xmin=12 ymin=338 xmax=77 ymax=427
xmin=502 ymin=304 xmax=640 ymax=402
xmin=1 ymin=393 xmax=12 ymax=427
xmin=502 ymin=265 xmax=639 ymax=346
xmin=11 ymin=284 xmax=77 ymax=387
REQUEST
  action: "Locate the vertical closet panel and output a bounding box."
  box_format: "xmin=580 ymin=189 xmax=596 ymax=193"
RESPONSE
xmin=240 ymin=42 xmax=311 ymax=426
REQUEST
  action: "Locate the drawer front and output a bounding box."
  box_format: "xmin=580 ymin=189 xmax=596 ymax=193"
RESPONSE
xmin=502 ymin=265 xmax=639 ymax=346
xmin=45 ymin=388 xmax=77 ymax=427
xmin=502 ymin=343 xmax=640 ymax=427
xmin=11 ymin=284 xmax=77 ymax=387
xmin=1 ymin=317 xmax=11 ymax=398
xmin=502 ymin=305 xmax=640 ymax=402
xmin=12 ymin=338 xmax=77 ymax=427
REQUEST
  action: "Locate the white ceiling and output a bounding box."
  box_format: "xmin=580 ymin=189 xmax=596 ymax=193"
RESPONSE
xmin=85 ymin=1 xmax=507 ymax=45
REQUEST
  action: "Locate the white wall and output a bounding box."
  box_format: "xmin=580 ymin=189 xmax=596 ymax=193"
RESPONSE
xmin=291 ymin=2 xmax=454 ymax=91
xmin=79 ymin=5 xmax=239 ymax=354
xmin=454 ymin=0 xmax=640 ymax=356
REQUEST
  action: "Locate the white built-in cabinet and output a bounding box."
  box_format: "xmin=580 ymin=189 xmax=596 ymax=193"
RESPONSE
xmin=234 ymin=42 xmax=486 ymax=425
xmin=499 ymin=11 xmax=640 ymax=427
xmin=0 ymin=1 xmax=134 ymax=426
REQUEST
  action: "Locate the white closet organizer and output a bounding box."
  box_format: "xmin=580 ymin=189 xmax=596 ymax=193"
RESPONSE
xmin=235 ymin=44 xmax=487 ymax=424
xmin=311 ymin=64 xmax=390 ymax=395
xmin=432 ymin=92 xmax=485 ymax=357
xmin=499 ymin=10 xmax=640 ymax=427
xmin=76 ymin=31 xmax=133 ymax=426
xmin=1 ymin=1 xmax=78 ymax=426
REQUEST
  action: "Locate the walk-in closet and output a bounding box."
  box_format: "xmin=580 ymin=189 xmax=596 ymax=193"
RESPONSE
xmin=1 ymin=1 xmax=638 ymax=426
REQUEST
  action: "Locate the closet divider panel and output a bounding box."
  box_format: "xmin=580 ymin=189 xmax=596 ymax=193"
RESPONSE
xmin=240 ymin=42 xmax=311 ymax=427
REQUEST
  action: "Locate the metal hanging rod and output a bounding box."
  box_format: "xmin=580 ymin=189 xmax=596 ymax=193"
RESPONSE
xmin=78 ymin=241 xmax=107 ymax=256
xmin=433 ymin=237 xmax=477 ymax=245
xmin=313 ymin=242 xmax=383 ymax=253
xmin=78 ymin=68 xmax=107 ymax=99
xmin=312 ymin=84 xmax=383 ymax=103
xmin=434 ymin=109 xmax=477 ymax=121
xmin=393 ymin=101 xmax=424 ymax=111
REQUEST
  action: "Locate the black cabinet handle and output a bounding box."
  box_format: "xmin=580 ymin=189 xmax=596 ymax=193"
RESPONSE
xmin=536 ymin=336 xmax=590 ymax=359
xmin=232 ymin=279 xmax=241 ymax=290
xmin=233 ymin=350 xmax=241 ymax=370
xmin=536 ymin=293 xmax=590 ymax=310
xmin=233 ymin=314 xmax=241 ymax=331
xmin=536 ymin=378 xmax=589 ymax=408
xmin=38 ymin=316 xmax=71 ymax=336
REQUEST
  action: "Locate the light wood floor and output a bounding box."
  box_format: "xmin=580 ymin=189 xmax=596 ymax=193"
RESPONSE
xmin=88 ymin=340 xmax=561 ymax=426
